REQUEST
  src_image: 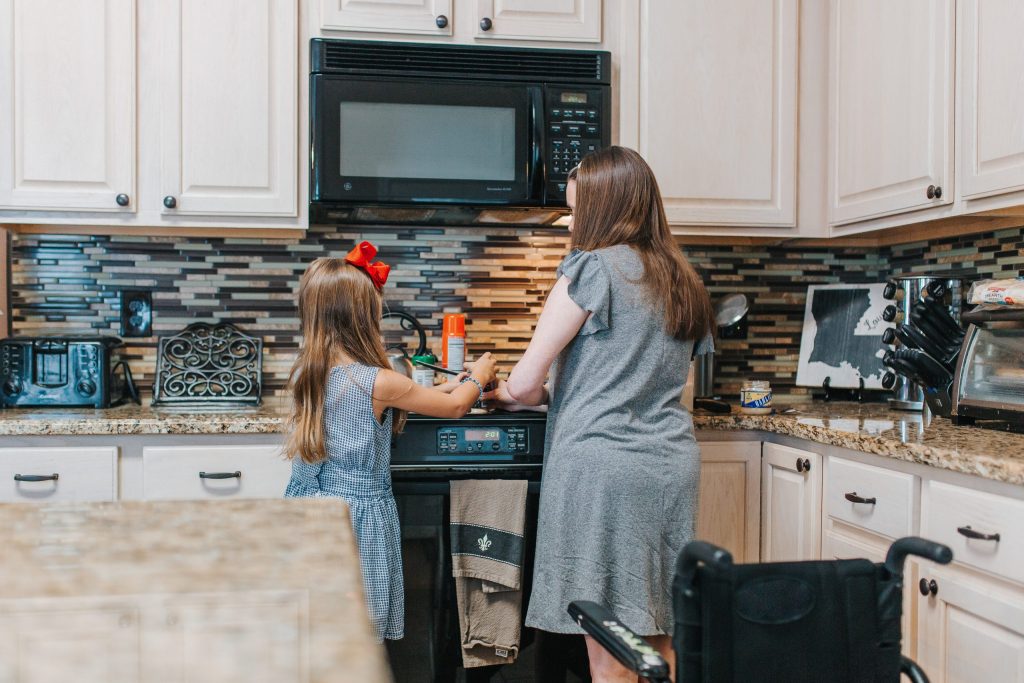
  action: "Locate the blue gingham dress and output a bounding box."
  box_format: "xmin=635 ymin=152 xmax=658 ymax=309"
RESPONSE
xmin=284 ymin=363 xmax=404 ymax=641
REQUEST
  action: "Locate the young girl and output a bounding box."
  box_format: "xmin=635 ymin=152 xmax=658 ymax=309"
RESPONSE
xmin=284 ymin=241 xmax=497 ymax=642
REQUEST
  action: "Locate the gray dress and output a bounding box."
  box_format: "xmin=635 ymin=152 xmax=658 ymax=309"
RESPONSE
xmin=524 ymin=245 xmax=712 ymax=636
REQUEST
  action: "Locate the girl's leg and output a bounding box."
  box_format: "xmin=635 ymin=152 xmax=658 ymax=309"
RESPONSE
xmin=584 ymin=635 xmax=637 ymax=683
xmin=647 ymin=634 xmax=675 ymax=676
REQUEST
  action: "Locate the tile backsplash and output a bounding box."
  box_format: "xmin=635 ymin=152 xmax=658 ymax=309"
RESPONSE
xmin=8 ymin=224 xmax=1024 ymax=403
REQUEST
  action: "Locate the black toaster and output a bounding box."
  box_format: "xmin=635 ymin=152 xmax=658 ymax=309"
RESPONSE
xmin=0 ymin=335 xmax=139 ymax=408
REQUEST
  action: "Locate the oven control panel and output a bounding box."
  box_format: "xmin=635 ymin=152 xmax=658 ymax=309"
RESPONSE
xmin=437 ymin=426 xmax=529 ymax=455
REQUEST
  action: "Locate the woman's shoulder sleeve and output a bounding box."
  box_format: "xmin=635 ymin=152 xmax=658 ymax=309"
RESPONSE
xmin=694 ymin=331 xmax=715 ymax=356
xmin=556 ymin=249 xmax=611 ymax=335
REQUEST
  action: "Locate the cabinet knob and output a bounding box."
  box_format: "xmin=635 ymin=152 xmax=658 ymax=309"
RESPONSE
xmin=163 ymin=195 xmax=177 ymax=209
xmin=795 ymin=457 xmax=811 ymax=473
xmin=926 ymin=184 xmax=943 ymax=199
xmin=480 ymin=16 xmax=493 ymax=31
xmin=918 ymin=578 xmax=938 ymax=597
xmin=115 ymin=193 xmax=130 ymax=207
xmin=435 ymin=14 xmax=448 ymax=28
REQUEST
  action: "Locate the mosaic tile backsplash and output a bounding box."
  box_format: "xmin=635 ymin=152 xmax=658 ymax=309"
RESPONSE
xmin=7 ymin=224 xmax=1024 ymax=403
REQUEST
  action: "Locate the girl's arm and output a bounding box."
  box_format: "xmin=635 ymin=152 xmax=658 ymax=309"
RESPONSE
xmin=501 ymin=276 xmax=588 ymax=406
xmin=374 ymin=355 xmax=496 ymax=419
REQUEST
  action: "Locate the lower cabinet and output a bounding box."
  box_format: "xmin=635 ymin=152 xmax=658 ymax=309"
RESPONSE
xmin=0 ymin=447 xmax=117 ymax=503
xmin=141 ymin=445 xmax=292 ymax=501
xmin=697 ymin=441 xmax=761 ymax=563
xmin=761 ymin=442 xmax=822 ymax=562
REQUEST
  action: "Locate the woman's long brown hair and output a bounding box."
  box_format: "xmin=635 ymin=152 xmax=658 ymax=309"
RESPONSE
xmin=568 ymin=146 xmax=715 ymax=342
xmin=285 ymin=258 xmax=406 ymax=464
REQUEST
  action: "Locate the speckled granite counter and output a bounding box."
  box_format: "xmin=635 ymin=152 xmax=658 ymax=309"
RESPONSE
xmin=2 ymin=401 xmax=1023 ymax=486
xmin=0 ymin=498 xmax=391 ymax=682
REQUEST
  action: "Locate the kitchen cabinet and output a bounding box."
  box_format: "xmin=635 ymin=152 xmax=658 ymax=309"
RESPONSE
xmin=157 ymin=0 xmax=297 ymax=217
xmin=760 ymin=442 xmax=821 ymax=562
xmin=320 ymin=0 xmax=454 ymax=35
xmin=140 ymin=444 xmax=292 ymax=501
xmin=828 ymin=0 xmax=954 ymax=226
xmin=474 ymin=0 xmax=600 ymax=42
xmin=0 ymin=0 xmax=136 ymax=212
xmin=617 ymin=0 xmax=799 ymax=229
xmin=696 ymin=441 xmax=761 ymax=564
xmin=0 ymin=446 xmax=117 ymax=503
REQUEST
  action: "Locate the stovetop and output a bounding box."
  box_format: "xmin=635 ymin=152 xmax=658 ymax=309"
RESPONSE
xmin=392 ymin=409 xmax=547 ymax=469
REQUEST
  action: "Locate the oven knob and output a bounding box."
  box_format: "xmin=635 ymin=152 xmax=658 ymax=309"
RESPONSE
xmin=76 ymin=379 xmax=97 ymax=397
xmin=3 ymin=378 xmax=22 ymax=396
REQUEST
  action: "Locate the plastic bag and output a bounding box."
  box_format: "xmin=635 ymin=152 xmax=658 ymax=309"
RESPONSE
xmin=967 ymin=277 xmax=1024 ymax=306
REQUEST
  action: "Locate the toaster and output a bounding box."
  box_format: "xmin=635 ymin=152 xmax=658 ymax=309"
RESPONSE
xmin=951 ymin=316 xmax=1024 ymax=431
xmin=0 ymin=335 xmax=138 ymax=408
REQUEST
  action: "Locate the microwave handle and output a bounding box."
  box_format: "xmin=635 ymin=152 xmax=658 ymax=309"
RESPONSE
xmin=528 ymin=86 xmax=545 ymax=203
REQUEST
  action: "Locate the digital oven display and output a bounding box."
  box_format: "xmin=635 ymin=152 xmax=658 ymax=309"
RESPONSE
xmin=463 ymin=429 xmax=501 ymax=442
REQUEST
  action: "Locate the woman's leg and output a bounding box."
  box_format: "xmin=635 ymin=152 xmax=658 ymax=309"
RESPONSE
xmin=585 ymin=635 xmax=637 ymax=683
xmin=648 ymin=635 xmax=675 ymax=676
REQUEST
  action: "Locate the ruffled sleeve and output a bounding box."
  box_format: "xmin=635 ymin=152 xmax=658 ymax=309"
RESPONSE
xmin=557 ymin=249 xmax=611 ymax=335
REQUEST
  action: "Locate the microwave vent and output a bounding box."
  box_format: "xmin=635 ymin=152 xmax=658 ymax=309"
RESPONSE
xmin=313 ymin=39 xmax=609 ymax=84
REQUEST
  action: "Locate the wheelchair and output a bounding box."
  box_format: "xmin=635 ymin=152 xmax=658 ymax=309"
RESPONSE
xmin=569 ymin=536 xmax=952 ymax=683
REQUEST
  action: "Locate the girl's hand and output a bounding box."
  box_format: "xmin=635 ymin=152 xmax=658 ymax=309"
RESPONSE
xmin=466 ymin=352 xmax=497 ymax=386
xmin=434 ymin=372 xmax=468 ymax=393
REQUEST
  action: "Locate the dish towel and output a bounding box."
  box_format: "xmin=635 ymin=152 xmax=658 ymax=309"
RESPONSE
xmin=450 ymin=479 xmax=528 ymax=668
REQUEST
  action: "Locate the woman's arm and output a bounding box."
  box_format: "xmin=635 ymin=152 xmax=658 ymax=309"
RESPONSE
xmin=503 ymin=275 xmax=589 ymax=405
xmin=374 ymin=355 xmax=496 ymax=419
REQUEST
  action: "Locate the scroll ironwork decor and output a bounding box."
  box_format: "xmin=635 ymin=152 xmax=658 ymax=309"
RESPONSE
xmin=151 ymin=322 xmax=263 ymax=407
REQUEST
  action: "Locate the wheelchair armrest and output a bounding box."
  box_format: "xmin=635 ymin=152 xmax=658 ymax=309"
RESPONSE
xmin=885 ymin=537 xmax=953 ymax=576
xmin=567 ymin=601 xmax=670 ymax=682
xmin=900 ymin=655 xmax=930 ymax=683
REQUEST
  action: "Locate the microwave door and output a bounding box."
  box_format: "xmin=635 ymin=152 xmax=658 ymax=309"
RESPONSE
xmin=312 ymin=77 xmax=535 ymax=205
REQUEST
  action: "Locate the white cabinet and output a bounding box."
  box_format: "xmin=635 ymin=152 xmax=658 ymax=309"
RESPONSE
xmin=141 ymin=444 xmax=292 ymax=501
xmin=958 ymin=0 xmax=1024 ymax=200
xmin=0 ymin=447 xmax=117 ymax=503
xmin=824 ymin=456 xmax=917 ymax=540
xmin=618 ymin=0 xmax=798 ymax=228
xmin=0 ymin=0 xmax=135 ymax=212
xmin=917 ymin=564 xmax=1024 ymax=683
xmin=320 ymin=0 xmax=454 ymax=35
xmin=475 ymin=0 xmax=600 ymax=42
xmin=829 ymin=0 xmax=954 ymax=226
xmin=158 ymin=0 xmax=297 ymax=217
xmin=696 ymin=441 xmax=761 ymax=564
xmin=761 ymin=442 xmax=821 ymax=562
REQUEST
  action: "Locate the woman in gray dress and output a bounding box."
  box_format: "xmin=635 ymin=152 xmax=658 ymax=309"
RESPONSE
xmin=486 ymin=146 xmax=714 ymax=681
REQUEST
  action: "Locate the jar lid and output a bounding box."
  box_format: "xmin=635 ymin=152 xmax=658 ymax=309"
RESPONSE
xmin=412 ymin=354 xmax=437 ymax=364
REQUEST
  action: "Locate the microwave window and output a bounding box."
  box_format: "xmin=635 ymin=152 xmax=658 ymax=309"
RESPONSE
xmin=339 ymin=102 xmax=516 ymax=181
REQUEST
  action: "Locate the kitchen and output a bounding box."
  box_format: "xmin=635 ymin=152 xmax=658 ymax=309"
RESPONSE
xmin=1 ymin=0 xmax=1023 ymax=681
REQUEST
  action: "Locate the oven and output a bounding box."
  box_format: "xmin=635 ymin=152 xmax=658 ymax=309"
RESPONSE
xmin=386 ymin=411 xmax=548 ymax=682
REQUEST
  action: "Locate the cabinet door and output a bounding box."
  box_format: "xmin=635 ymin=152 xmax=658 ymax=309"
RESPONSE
xmin=0 ymin=447 xmax=117 ymax=503
xmin=619 ymin=0 xmax=797 ymax=227
xmin=0 ymin=0 xmax=135 ymax=212
xmin=959 ymin=0 xmax=1024 ymax=199
xmin=141 ymin=445 xmax=291 ymax=501
xmin=320 ymin=0 xmax=453 ymax=36
xmin=158 ymin=0 xmax=297 ymax=216
xmin=696 ymin=441 xmax=761 ymax=563
xmin=761 ymin=442 xmax=821 ymax=562
xmin=829 ymin=0 xmax=954 ymax=225
xmin=917 ymin=565 xmax=1024 ymax=683
xmin=475 ymin=0 xmax=600 ymax=42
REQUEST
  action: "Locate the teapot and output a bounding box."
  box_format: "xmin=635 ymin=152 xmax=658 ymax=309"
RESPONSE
xmin=382 ymin=310 xmax=428 ymax=379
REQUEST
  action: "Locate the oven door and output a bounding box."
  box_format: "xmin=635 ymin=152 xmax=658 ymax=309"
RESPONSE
xmin=311 ymin=76 xmax=542 ymax=206
xmin=387 ymin=466 xmax=540 ymax=683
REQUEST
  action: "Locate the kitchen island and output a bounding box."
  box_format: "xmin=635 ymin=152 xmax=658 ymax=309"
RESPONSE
xmin=0 ymin=498 xmax=392 ymax=682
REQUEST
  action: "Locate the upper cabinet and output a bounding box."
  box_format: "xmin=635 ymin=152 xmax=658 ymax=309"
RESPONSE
xmin=320 ymin=0 xmax=454 ymax=36
xmin=829 ymin=0 xmax=955 ymax=226
xmin=158 ymin=0 xmax=297 ymax=217
xmin=475 ymin=0 xmax=601 ymax=42
xmin=0 ymin=0 xmax=136 ymax=212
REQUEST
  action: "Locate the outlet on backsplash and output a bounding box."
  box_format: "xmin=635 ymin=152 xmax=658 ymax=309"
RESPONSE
xmin=119 ymin=289 xmax=153 ymax=338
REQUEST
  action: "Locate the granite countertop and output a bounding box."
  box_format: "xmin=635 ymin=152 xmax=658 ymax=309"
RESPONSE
xmin=0 ymin=498 xmax=391 ymax=682
xmin=2 ymin=400 xmax=1023 ymax=486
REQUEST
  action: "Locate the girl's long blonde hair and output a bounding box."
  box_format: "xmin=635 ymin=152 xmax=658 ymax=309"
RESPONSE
xmin=285 ymin=257 xmax=406 ymax=464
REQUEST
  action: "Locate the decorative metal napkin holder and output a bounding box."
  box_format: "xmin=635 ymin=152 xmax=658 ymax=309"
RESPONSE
xmin=151 ymin=322 xmax=263 ymax=407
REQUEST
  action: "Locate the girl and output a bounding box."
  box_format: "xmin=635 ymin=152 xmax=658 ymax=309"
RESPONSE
xmin=486 ymin=147 xmax=714 ymax=682
xmin=284 ymin=241 xmax=497 ymax=642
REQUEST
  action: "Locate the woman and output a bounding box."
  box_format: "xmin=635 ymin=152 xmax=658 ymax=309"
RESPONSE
xmin=486 ymin=146 xmax=714 ymax=681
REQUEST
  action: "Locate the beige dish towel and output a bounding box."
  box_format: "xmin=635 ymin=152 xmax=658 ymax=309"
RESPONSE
xmin=450 ymin=479 xmax=529 ymax=668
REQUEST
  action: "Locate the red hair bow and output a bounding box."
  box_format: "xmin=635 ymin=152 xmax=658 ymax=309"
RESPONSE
xmin=344 ymin=241 xmax=390 ymax=290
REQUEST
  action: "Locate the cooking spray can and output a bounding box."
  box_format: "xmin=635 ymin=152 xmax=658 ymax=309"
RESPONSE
xmin=442 ymin=314 xmax=466 ymax=374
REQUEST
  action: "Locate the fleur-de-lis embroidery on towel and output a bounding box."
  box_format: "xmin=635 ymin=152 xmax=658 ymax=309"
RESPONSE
xmin=477 ymin=534 xmax=492 ymax=552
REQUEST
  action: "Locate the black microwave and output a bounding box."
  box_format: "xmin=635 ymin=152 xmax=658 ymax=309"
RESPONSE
xmin=309 ymin=39 xmax=610 ymax=226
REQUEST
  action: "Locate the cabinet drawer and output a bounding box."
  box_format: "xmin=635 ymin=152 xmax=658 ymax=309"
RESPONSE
xmin=0 ymin=448 xmax=117 ymax=503
xmin=924 ymin=481 xmax=1024 ymax=585
xmin=142 ymin=445 xmax=291 ymax=501
xmin=825 ymin=456 xmax=916 ymax=539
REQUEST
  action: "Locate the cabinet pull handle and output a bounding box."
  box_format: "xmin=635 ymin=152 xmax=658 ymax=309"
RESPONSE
xmin=14 ymin=473 xmax=59 ymax=482
xmin=956 ymin=525 xmax=1000 ymax=542
xmin=199 ymin=471 xmax=241 ymax=480
xmin=926 ymin=184 xmax=943 ymax=199
xmin=435 ymin=14 xmax=448 ymax=28
xmin=795 ymin=457 xmax=811 ymax=473
xmin=480 ymin=16 xmax=493 ymax=31
xmin=163 ymin=195 xmax=177 ymax=209
xmin=918 ymin=578 xmax=938 ymax=597
xmin=844 ymin=492 xmax=876 ymax=505
xmin=115 ymin=193 xmax=130 ymax=207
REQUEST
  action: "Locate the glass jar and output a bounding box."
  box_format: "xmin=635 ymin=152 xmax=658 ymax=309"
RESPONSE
xmin=411 ymin=354 xmax=438 ymax=388
xmin=739 ymin=380 xmax=773 ymax=414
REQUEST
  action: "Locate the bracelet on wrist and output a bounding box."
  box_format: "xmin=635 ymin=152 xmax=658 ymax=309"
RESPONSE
xmin=460 ymin=376 xmax=484 ymax=403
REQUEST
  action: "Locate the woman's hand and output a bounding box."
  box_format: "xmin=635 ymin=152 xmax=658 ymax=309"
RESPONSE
xmin=465 ymin=352 xmax=497 ymax=386
xmin=483 ymin=380 xmax=548 ymax=412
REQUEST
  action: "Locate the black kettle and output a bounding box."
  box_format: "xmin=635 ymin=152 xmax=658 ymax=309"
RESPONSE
xmin=382 ymin=311 xmax=428 ymax=379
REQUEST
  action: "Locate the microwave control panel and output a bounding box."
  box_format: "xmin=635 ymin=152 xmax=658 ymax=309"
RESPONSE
xmin=545 ymin=87 xmax=609 ymax=203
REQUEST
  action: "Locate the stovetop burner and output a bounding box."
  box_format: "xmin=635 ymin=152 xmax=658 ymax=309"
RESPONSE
xmin=392 ymin=409 xmax=546 ymax=470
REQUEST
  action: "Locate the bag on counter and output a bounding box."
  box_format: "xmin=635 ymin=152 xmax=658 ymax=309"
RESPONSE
xmin=968 ymin=277 xmax=1024 ymax=306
